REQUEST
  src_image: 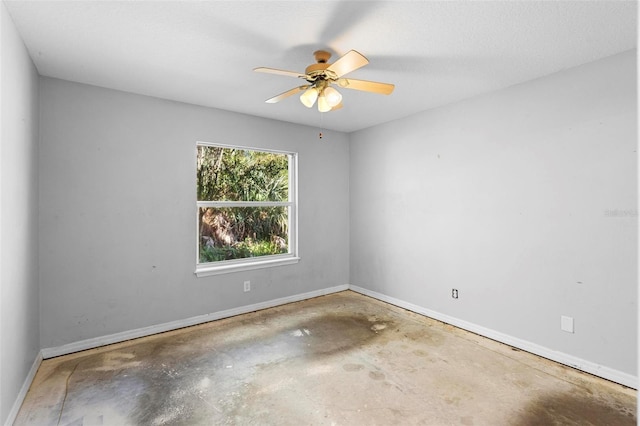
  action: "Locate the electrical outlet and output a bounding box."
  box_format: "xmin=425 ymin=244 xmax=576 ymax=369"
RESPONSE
xmin=452 ymin=289 xmax=459 ymax=299
xmin=244 ymin=281 xmax=251 ymax=292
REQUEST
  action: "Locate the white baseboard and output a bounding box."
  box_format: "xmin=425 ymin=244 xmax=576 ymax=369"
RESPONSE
xmin=38 ymin=283 xmax=638 ymax=390
xmin=5 ymin=351 xmax=43 ymax=426
xmin=349 ymin=285 xmax=638 ymax=390
xmin=42 ymin=284 xmax=349 ymax=359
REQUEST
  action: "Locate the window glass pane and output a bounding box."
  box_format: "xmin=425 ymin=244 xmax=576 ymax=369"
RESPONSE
xmin=197 ymin=146 xmax=289 ymax=202
xmin=198 ymin=207 xmax=289 ymax=263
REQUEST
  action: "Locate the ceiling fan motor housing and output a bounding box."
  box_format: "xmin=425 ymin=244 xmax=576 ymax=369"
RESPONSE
xmin=305 ymin=50 xmax=337 ymax=81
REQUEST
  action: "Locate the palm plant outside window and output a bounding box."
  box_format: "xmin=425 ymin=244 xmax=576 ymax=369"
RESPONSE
xmin=196 ymin=142 xmax=298 ymax=275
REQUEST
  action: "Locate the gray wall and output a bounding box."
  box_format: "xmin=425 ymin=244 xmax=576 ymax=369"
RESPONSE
xmin=0 ymin=2 xmax=40 ymax=423
xmin=38 ymin=78 xmax=350 ymax=349
xmin=350 ymin=50 xmax=637 ymax=377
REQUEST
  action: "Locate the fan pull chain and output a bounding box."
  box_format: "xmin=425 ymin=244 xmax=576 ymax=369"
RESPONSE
xmin=319 ymin=112 xmax=324 ymax=139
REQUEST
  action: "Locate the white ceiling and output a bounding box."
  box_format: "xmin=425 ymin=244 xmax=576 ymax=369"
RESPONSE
xmin=4 ymin=0 xmax=637 ymax=132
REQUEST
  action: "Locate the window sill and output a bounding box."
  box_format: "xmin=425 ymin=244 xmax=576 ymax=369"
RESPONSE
xmin=195 ymin=256 xmax=300 ymax=277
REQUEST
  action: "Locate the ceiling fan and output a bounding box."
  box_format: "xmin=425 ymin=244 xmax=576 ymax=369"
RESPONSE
xmin=254 ymin=50 xmax=394 ymax=112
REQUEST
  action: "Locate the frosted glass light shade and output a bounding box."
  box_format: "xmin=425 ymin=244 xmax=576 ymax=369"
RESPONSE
xmin=299 ymin=87 xmax=318 ymax=108
xmin=317 ymin=94 xmax=331 ymax=112
xmin=323 ymin=86 xmax=342 ymax=107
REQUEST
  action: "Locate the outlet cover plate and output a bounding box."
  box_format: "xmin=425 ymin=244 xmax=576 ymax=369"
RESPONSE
xmin=561 ymin=315 xmax=574 ymax=333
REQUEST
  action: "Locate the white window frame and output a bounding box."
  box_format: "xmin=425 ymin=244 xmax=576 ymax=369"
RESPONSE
xmin=195 ymin=141 xmax=299 ymax=277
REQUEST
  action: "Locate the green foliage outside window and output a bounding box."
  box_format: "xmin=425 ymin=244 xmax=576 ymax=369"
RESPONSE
xmin=197 ymin=145 xmax=290 ymax=263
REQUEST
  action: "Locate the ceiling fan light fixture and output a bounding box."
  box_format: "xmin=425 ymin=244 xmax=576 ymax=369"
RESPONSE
xmin=317 ymin=92 xmax=331 ymax=112
xmin=255 ymin=49 xmax=394 ymax=113
xmin=299 ymin=87 xmax=318 ymax=108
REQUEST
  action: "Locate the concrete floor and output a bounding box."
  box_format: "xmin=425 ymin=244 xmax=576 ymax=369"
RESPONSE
xmin=15 ymin=291 xmax=636 ymax=425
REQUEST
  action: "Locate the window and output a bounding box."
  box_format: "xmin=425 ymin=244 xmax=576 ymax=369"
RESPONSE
xmin=195 ymin=142 xmax=298 ymax=276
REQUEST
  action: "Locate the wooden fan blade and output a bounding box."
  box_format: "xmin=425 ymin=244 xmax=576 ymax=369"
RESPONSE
xmin=337 ymin=78 xmax=395 ymax=95
xmin=254 ymin=67 xmax=307 ymax=79
xmin=265 ymin=85 xmax=309 ymax=103
xmin=330 ymin=102 xmax=344 ymax=111
xmin=326 ymin=50 xmax=369 ymax=78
